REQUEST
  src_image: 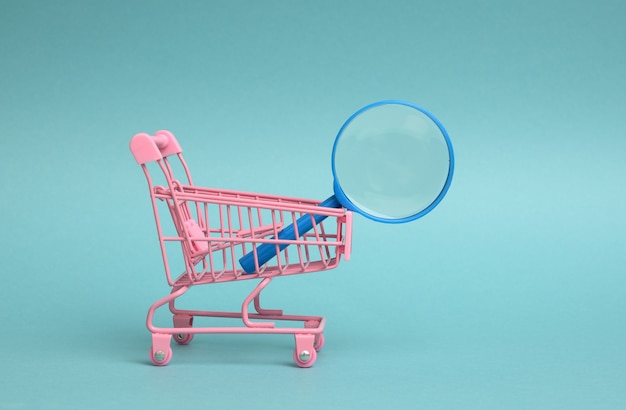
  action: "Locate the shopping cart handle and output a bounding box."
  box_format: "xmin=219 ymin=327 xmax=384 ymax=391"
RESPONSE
xmin=129 ymin=130 xmax=182 ymax=164
xmin=239 ymin=196 xmax=342 ymax=274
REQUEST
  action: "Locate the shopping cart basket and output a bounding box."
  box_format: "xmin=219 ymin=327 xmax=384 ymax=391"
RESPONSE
xmin=130 ymin=130 xmax=352 ymax=367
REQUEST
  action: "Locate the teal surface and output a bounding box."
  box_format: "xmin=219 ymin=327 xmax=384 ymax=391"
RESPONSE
xmin=1 ymin=1 xmax=625 ymax=409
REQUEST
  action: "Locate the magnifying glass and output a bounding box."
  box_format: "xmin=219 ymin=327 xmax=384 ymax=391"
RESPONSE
xmin=239 ymin=100 xmax=454 ymax=273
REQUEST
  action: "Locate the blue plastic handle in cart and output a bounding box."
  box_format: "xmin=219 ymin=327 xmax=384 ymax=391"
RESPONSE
xmin=238 ymin=196 xmax=341 ymax=274
xmin=239 ymin=100 xmax=455 ymax=274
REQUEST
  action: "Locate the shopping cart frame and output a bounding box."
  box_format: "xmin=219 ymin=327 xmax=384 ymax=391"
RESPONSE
xmin=130 ymin=130 xmax=352 ymax=367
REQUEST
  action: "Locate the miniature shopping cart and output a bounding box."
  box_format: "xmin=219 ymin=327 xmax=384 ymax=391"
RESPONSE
xmin=130 ymin=130 xmax=352 ymax=367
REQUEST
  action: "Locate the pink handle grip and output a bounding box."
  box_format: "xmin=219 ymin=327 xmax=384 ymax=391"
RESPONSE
xmin=153 ymin=134 xmax=170 ymax=149
xmin=130 ymin=130 xmax=183 ymax=164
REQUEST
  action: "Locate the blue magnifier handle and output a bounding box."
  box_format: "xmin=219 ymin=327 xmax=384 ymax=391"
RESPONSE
xmin=239 ymin=195 xmax=342 ymax=274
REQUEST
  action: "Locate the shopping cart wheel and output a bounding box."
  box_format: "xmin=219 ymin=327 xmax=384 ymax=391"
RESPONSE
xmin=314 ymin=334 xmax=325 ymax=352
xmin=293 ymin=348 xmax=317 ymax=368
xmin=174 ymin=333 xmax=194 ymax=345
xmin=304 ymin=321 xmax=324 ymax=352
xmin=173 ymin=315 xmax=194 ymax=345
xmin=149 ymin=347 xmax=172 ymax=366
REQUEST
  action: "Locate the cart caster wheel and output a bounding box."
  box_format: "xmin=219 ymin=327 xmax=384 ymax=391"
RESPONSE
xmin=293 ymin=348 xmax=317 ymax=368
xmin=314 ymin=334 xmax=325 ymax=352
xmin=174 ymin=333 xmax=194 ymax=345
xmin=150 ymin=347 xmax=172 ymax=366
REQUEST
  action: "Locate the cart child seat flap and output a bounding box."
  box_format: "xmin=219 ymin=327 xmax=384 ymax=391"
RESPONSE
xmin=184 ymin=219 xmax=210 ymax=253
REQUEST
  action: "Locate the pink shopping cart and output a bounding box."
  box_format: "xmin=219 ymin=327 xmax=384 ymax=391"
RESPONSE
xmin=130 ymin=130 xmax=352 ymax=367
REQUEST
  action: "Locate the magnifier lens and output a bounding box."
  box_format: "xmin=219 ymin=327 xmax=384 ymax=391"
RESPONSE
xmin=333 ymin=103 xmax=451 ymax=220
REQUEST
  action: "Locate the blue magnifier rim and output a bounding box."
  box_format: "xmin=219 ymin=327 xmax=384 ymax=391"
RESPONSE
xmin=331 ymin=100 xmax=455 ymax=224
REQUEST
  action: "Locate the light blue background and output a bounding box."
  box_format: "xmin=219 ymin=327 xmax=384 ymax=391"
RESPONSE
xmin=1 ymin=1 xmax=625 ymax=408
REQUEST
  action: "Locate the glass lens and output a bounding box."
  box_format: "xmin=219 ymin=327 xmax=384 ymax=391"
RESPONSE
xmin=333 ymin=102 xmax=451 ymax=220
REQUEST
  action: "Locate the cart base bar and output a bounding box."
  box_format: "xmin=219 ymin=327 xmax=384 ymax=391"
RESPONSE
xmin=147 ymin=277 xmax=326 ymax=368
